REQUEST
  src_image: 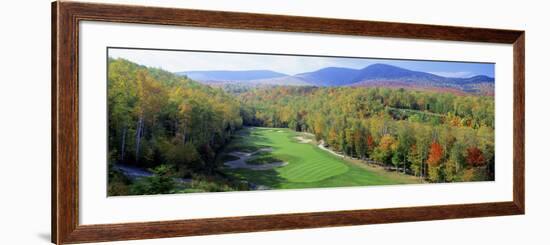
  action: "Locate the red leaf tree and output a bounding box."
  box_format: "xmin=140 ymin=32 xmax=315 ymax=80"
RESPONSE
xmin=466 ymin=147 xmax=485 ymax=167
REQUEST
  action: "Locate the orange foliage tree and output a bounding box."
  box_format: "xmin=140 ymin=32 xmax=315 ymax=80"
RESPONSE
xmin=366 ymin=135 xmax=375 ymax=151
xmin=427 ymin=141 xmax=444 ymax=166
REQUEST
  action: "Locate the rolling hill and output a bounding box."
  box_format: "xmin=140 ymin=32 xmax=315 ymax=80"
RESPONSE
xmin=293 ymin=64 xmax=493 ymax=95
xmin=177 ymin=63 xmax=494 ymax=95
xmin=347 ymin=64 xmax=494 ymax=95
xmin=294 ymin=67 xmax=360 ymax=86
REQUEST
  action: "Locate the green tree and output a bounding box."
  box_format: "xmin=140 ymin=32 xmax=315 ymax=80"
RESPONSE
xmin=130 ymin=165 xmax=177 ymax=195
xmin=407 ymin=144 xmax=422 ymax=176
xmin=373 ymin=134 xmax=397 ymax=165
xmin=395 ymin=124 xmax=414 ymax=173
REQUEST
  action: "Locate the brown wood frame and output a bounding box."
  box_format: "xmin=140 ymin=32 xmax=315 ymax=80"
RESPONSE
xmin=52 ymin=1 xmax=525 ymax=244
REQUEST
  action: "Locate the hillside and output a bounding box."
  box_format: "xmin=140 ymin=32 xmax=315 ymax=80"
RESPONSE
xmin=177 ymin=63 xmax=494 ymax=95
xmin=294 ymin=67 xmax=360 ymax=86
xmin=298 ymin=64 xmax=494 ymax=95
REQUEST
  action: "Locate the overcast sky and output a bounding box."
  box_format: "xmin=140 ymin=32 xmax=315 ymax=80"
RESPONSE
xmin=108 ymin=48 xmax=494 ymax=78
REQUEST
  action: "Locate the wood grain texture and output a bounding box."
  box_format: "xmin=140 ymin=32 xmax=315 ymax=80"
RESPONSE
xmin=51 ymin=1 xmax=525 ymax=244
xmin=53 ymin=1 xmax=80 ymax=244
xmin=60 ymin=1 xmax=522 ymax=43
xmin=51 ymin=1 xmax=58 ymax=243
xmin=513 ymin=33 xmax=525 ymax=213
xmin=64 ymin=202 xmax=521 ymax=244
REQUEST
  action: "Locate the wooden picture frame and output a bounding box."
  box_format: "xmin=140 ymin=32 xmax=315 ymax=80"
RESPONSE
xmin=52 ymin=1 xmax=525 ymax=244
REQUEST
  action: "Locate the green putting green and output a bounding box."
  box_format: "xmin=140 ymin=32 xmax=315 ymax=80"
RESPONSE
xmin=222 ymin=127 xmax=420 ymax=189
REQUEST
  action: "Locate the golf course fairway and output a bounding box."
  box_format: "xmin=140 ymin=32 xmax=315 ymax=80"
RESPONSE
xmin=222 ymin=127 xmax=421 ymax=190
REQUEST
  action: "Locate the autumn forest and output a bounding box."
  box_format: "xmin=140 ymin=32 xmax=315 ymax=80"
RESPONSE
xmin=107 ymin=52 xmax=495 ymax=196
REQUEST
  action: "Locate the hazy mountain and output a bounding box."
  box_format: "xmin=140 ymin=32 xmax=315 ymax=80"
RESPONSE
xmin=347 ymin=64 xmax=494 ymax=95
xmin=294 ymin=64 xmax=443 ymax=86
xmin=176 ymin=70 xmax=288 ymax=82
xmin=450 ymin=75 xmax=495 ymax=84
xmin=177 ymin=63 xmax=494 ymax=95
xmin=353 ymin=63 xmax=443 ymax=83
xmin=247 ymin=76 xmax=310 ymax=86
xmin=294 ymin=67 xmax=360 ymax=86
xmin=292 ymin=63 xmax=494 ymax=86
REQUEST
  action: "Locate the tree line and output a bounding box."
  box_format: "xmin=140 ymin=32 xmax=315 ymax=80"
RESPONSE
xmin=238 ymin=86 xmax=495 ymax=182
xmin=108 ymin=58 xmax=243 ymax=181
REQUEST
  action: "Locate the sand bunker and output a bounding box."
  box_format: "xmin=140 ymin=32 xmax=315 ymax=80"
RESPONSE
xmin=295 ymin=136 xmax=313 ymax=144
xmin=223 ymin=148 xmax=287 ymax=170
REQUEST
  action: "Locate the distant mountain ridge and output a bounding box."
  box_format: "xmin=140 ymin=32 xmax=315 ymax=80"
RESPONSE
xmin=294 ymin=67 xmax=360 ymax=86
xmin=344 ymin=64 xmax=494 ymax=95
xmin=299 ymin=63 xmax=493 ymax=86
xmin=353 ymin=63 xmax=443 ymax=83
xmin=177 ymin=63 xmax=494 ymax=95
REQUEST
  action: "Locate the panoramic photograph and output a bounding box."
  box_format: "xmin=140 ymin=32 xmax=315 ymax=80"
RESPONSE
xmin=107 ymin=48 xmax=495 ymax=196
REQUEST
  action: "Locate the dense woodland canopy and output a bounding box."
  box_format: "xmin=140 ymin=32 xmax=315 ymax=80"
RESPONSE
xmin=238 ymin=86 xmax=494 ymax=182
xmin=108 ymin=58 xmax=244 ymax=194
xmin=107 ymin=58 xmax=494 ymax=195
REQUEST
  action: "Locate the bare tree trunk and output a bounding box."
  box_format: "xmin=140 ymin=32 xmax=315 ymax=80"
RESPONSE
xmin=120 ymin=126 xmax=126 ymax=161
xmin=135 ymin=116 xmax=143 ymax=161
xmin=403 ymin=154 xmax=406 ymax=174
xmin=182 ymin=129 xmax=186 ymax=145
xmin=181 ymin=121 xmax=186 ymax=144
xmin=420 ymin=159 xmax=424 ymax=179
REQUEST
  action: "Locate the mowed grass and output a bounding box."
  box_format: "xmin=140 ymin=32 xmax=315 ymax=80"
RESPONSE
xmin=222 ymin=127 xmax=421 ymax=189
